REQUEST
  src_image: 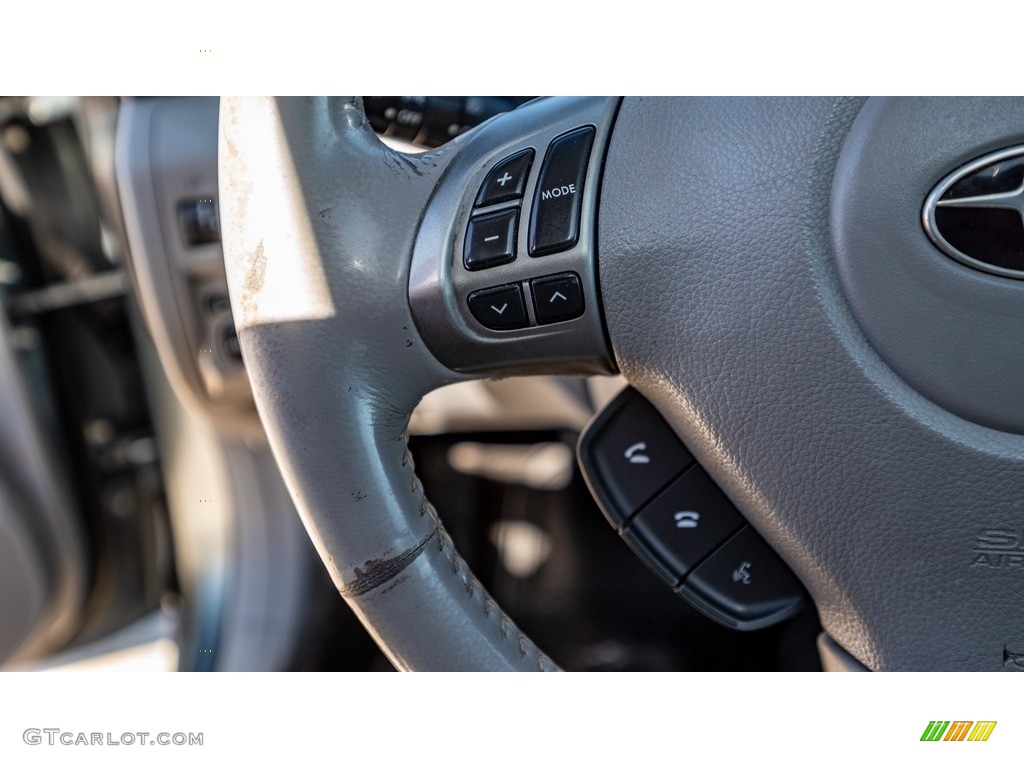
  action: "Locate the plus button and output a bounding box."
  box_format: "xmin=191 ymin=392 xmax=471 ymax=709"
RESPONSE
xmin=475 ymin=149 xmax=534 ymax=208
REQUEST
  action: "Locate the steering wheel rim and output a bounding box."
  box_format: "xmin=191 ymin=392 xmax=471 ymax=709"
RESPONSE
xmin=220 ymin=96 xmax=1024 ymax=671
xmin=219 ymin=97 xmax=555 ymax=670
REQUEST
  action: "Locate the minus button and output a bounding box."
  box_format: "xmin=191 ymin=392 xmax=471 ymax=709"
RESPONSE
xmin=464 ymin=208 xmax=519 ymax=271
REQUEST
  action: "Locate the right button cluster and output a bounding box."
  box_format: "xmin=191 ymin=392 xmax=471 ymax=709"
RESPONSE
xmin=577 ymin=387 xmax=807 ymax=631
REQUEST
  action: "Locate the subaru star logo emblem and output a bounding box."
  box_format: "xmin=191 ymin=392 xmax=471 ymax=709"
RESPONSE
xmin=923 ymin=145 xmax=1024 ymax=278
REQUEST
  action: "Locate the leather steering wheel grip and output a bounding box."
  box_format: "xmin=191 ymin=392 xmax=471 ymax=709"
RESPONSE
xmin=218 ymin=97 xmax=556 ymax=671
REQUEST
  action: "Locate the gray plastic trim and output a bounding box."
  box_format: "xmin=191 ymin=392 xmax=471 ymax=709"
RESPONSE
xmin=409 ymin=97 xmax=618 ymax=376
xmin=116 ymin=97 xmax=258 ymax=436
xmin=134 ymin=315 xmax=317 ymax=671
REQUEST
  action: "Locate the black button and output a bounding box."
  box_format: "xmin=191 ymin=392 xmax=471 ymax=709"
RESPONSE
xmin=178 ymin=199 xmax=220 ymax=246
xmin=476 ymin=149 xmax=534 ymax=207
xmin=531 ymin=272 xmax=584 ymax=324
xmin=220 ymin=323 xmax=243 ymax=361
xmin=529 ymin=126 xmax=595 ymax=257
xmin=467 ymin=284 xmax=528 ymax=331
xmin=464 ymin=210 xmax=518 ymax=271
xmin=577 ymin=387 xmax=695 ymax=527
xmin=624 ymin=467 xmax=746 ymax=586
xmin=205 ymin=292 xmax=231 ymax=315
xmin=677 ymin=526 xmax=806 ymax=631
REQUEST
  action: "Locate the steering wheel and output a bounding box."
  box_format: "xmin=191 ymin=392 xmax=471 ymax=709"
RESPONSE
xmin=218 ymin=97 xmax=1024 ymax=671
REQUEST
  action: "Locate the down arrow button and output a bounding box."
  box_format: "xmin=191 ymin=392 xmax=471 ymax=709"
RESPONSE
xmin=467 ymin=283 xmax=529 ymax=331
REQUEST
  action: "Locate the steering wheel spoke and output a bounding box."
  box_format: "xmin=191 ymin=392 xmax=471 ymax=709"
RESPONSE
xmin=409 ymin=96 xmax=618 ymax=376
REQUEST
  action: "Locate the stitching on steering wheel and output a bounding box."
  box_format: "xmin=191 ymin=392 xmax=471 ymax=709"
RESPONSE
xmin=401 ymin=438 xmax=556 ymax=672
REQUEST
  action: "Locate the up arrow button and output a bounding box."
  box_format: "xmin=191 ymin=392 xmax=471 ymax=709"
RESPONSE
xmin=531 ymin=273 xmax=584 ymax=325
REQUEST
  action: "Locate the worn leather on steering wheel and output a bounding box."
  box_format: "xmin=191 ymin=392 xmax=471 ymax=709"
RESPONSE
xmin=220 ymin=97 xmax=555 ymax=670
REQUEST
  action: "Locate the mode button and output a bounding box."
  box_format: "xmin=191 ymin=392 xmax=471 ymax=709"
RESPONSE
xmin=528 ymin=126 xmax=595 ymax=257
